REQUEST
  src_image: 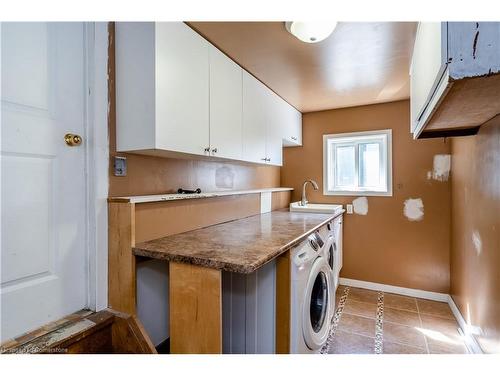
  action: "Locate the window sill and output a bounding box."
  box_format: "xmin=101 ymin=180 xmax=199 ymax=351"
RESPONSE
xmin=323 ymin=190 xmax=393 ymax=197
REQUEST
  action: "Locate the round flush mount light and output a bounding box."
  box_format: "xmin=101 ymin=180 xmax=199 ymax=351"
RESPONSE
xmin=285 ymin=21 xmax=337 ymax=43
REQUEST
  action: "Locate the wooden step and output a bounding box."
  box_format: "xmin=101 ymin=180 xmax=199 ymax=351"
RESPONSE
xmin=1 ymin=309 xmax=156 ymax=354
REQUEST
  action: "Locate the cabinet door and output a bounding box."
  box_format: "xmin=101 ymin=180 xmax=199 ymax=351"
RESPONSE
xmin=281 ymin=100 xmax=302 ymax=147
xmin=242 ymin=71 xmax=267 ymax=164
xmin=265 ymin=91 xmax=283 ymax=166
xmin=155 ymin=22 xmax=210 ymax=155
xmin=209 ymin=45 xmax=243 ymax=160
xmin=410 ymin=22 xmax=447 ymax=133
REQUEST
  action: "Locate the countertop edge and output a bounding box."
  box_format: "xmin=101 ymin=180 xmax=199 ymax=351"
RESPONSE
xmin=108 ymin=187 xmax=293 ymax=204
xmin=133 ymin=209 xmax=345 ymax=273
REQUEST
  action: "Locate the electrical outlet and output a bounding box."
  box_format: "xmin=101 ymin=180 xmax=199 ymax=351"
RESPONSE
xmin=114 ymin=156 xmax=127 ymax=177
xmin=346 ymin=204 xmax=353 ymax=214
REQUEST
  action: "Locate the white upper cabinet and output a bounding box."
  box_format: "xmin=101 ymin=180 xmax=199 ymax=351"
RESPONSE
xmin=410 ymin=22 xmax=500 ymax=139
xmin=410 ymin=23 xmax=447 ymax=135
xmin=242 ymin=70 xmax=268 ymax=164
xmin=116 ymin=22 xmax=302 ymax=165
xmin=280 ymin=99 xmax=302 ymax=147
xmin=266 ymin=90 xmax=285 ymax=166
xmin=116 ymin=22 xmax=210 ymax=156
xmin=155 ymin=23 xmax=210 ymax=155
xmin=209 ymin=46 xmax=243 ymax=160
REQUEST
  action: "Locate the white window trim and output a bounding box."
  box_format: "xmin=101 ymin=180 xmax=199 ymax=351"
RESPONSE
xmin=323 ymin=129 xmax=393 ymax=197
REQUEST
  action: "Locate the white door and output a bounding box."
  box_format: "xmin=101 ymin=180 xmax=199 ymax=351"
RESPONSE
xmin=1 ymin=22 xmax=88 ymax=341
xmin=209 ymin=45 xmax=243 ymax=160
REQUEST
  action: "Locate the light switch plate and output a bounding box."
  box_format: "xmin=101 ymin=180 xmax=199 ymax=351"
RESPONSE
xmin=114 ymin=156 xmax=127 ymax=177
xmin=346 ymin=204 xmax=353 ymax=214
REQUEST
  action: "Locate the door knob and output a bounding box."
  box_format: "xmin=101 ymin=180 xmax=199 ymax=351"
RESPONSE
xmin=64 ymin=133 xmax=82 ymax=147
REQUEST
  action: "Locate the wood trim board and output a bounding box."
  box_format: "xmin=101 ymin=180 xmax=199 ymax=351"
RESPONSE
xmin=169 ymin=262 xmax=222 ymax=354
xmin=108 ymin=202 xmax=137 ymax=315
xmin=275 ymin=251 xmax=291 ymax=353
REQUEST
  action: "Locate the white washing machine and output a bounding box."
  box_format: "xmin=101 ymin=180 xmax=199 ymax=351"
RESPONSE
xmin=290 ymin=231 xmax=333 ymax=353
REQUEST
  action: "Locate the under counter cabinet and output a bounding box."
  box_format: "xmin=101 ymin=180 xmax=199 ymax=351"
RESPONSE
xmin=115 ymin=22 xmax=210 ymax=157
xmin=209 ymin=45 xmax=243 ymax=160
xmin=410 ymin=22 xmax=500 ymax=138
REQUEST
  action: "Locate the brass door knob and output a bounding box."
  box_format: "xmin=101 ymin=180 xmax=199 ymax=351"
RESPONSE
xmin=64 ymin=133 xmax=82 ymax=146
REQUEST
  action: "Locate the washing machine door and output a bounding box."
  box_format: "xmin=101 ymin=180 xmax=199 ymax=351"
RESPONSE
xmin=302 ymin=256 xmax=331 ymax=350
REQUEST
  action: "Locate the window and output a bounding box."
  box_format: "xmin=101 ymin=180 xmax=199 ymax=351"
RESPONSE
xmin=323 ymin=129 xmax=392 ymax=196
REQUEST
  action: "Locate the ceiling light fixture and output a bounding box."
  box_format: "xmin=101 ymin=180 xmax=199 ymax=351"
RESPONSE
xmin=285 ymin=21 xmax=337 ymax=44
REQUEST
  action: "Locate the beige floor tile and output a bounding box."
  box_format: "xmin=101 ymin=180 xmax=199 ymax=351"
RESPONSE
xmin=420 ymin=314 xmax=461 ymax=338
xmin=329 ymin=330 xmax=374 ymax=354
xmin=383 ymin=321 xmax=427 ymax=348
xmin=343 ymin=299 xmax=377 ymax=319
xmin=384 ymin=306 xmax=421 ymax=327
xmin=337 ymin=313 xmax=376 ymax=337
xmin=416 ymin=299 xmax=454 ymax=320
xmin=383 ymin=340 xmax=427 ymax=354
xmin=384 ymin=293 xmax=418 ymax=312
xmin=427 ymin=337 xmax=468 ymax=354
xmin=347 ymin=287 xmax=379 ymax=305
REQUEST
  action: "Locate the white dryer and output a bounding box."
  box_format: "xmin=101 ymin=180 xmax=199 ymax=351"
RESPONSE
xmin=290 ymin=232 xmax=333 ymax=353
xmin=320 ymin=215 xmax=343 ymax=322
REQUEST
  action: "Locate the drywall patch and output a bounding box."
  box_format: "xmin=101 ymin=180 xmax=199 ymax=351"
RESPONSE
xmin=352 ymin=197 xmax=368 ymax=215
xmin=472 ymin=230 xmax=482 ymax=256
xmin=432 ymin=154 xmax=451 ymax=181
xmin=404 ymin=198 xmax=424 ymax=221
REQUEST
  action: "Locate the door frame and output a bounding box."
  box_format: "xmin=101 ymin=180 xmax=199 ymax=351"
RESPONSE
xmin=84 ymin=22 xmax=109 ymax=311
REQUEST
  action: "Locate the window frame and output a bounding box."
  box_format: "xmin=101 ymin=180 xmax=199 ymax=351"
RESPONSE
xmin=323 ymin=129 xmax=393 ymax=197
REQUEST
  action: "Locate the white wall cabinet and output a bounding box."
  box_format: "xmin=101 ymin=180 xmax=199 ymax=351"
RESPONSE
xmin=116 ymin=22 xmax=210 ymax=156
xmin=209 ymin=45 xmax=243 ymax=160
xmin=410 ymin=22 xmax=500 ymax=139
xmin=280 ymin=99 xmax=302 ymax=147
xmin=242 ymin=70 xmax=269 ymax=164
xmin=116 ymin=22 xmax=302 ymax=166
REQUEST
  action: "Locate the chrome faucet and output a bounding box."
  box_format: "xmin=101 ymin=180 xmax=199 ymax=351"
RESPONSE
xmin=300 ymin=179 xmax=319 ymax=206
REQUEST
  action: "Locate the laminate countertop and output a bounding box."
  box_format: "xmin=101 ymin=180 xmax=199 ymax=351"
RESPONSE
xmin=133 ymin=209 xmax=344 ymax=273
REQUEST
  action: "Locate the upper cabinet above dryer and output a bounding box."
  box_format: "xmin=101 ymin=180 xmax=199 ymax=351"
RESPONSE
xmin=115 ymin=22 xmax=302 ymax=166
xmin=410 ymin=22 xmax=500 ymax=139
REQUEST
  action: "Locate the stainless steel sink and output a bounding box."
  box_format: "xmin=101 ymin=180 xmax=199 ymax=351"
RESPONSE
xmin=289 ymin=201 xmax=343 ymax=214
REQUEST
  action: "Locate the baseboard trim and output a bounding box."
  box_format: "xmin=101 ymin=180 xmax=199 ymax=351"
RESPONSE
xmin=448 ymin=296 xmax=483 ymax=354
xmin=339 ymin=278 xmax=449 ymax=302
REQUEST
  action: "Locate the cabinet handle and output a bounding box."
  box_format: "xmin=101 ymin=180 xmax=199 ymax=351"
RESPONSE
xmin=204 ymin=147 xmax=210 ymax=154
xmin=291 ymin=136 xmax=297 ymax=141
xmin=266 ymin=157 xmax=271 ymax=162
xmin=261 ymin=158 xmax=267 ymax=161
xmin=211 ymin=148 xmax=218 ymax=154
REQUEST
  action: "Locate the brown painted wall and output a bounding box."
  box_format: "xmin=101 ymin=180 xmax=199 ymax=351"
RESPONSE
xmin=450 ymin=116 xmax=500 ymax=353
xmin=282 ymin=100 xmax=451 ymax=293
xmin=107 ymin=23 xmax=280 ymax=199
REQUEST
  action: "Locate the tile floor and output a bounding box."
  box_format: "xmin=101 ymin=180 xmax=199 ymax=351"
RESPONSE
xmin=323 ymin=286 xmax=468 ymax=354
